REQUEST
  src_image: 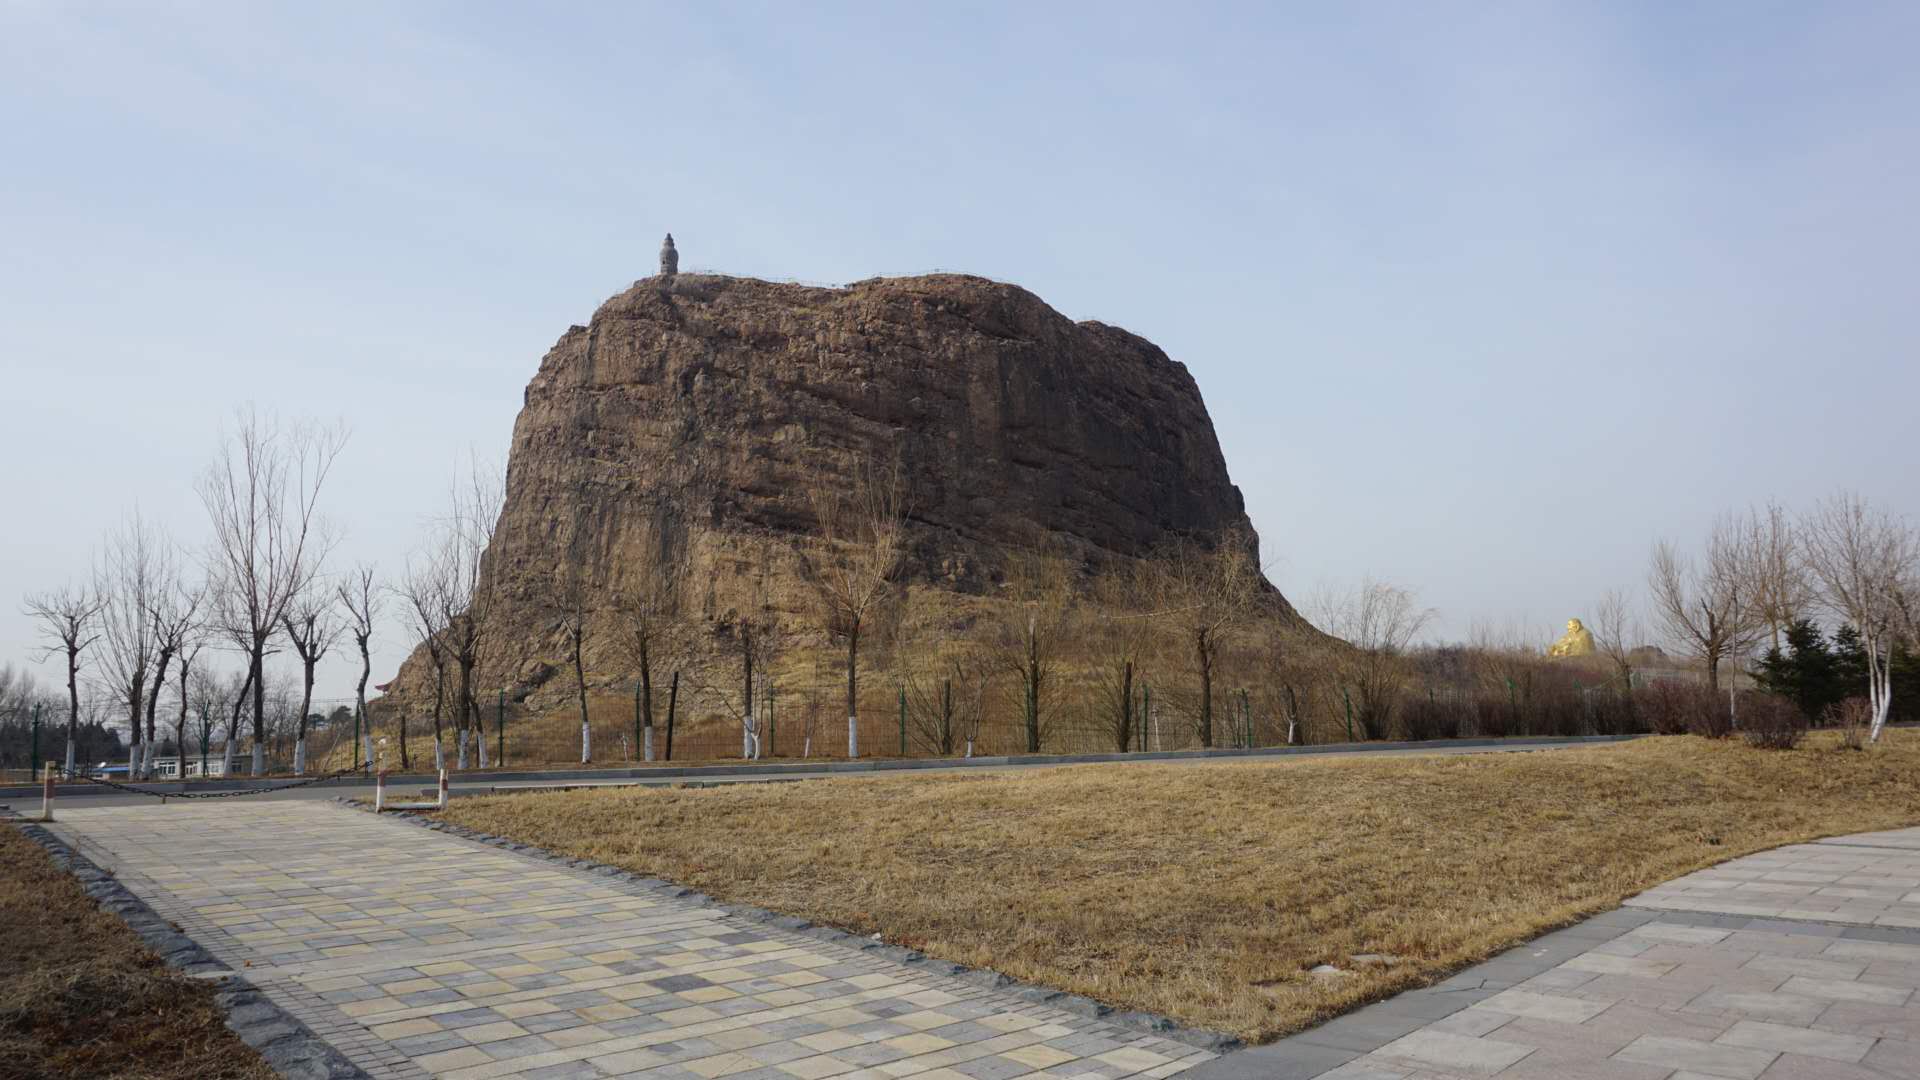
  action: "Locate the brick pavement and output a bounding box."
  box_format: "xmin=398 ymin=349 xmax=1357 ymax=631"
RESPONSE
xmin=46 ymin=802 xmax=1214 ymax=1080
xmin=1190 ymin=828 xmax=1920 ymax=1080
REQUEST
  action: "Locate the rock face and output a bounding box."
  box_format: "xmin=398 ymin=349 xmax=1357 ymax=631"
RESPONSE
xmin=462 ymin=271 xmax=1277 ymax=692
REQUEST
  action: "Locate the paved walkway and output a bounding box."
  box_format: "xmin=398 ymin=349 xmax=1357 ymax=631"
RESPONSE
xmin=1197 ymin=829 xmax=1920 ymax=1080
xmin=45 ymin=802 xmax=1213 ymax=1080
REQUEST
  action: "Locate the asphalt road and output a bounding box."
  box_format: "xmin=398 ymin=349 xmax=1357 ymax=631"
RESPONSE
xmin=3 ymin=735 xmax=1631 ymax=810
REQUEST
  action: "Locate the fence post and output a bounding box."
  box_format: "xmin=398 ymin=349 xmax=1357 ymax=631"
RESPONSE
xmin=497 ymin=690 xmax=505 ymax=767
xmin=898 ymin=687 xmax=907 ymax=756
xmin=665 ymin=671 xmax=678 ymax=761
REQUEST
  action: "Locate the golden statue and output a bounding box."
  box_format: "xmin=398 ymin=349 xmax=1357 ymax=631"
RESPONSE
xmin=1548 ymin=618 xmax=1596 ymax=658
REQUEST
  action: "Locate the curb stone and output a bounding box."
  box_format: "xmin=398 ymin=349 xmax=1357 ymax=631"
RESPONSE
xmin=1 ymin=809 xmax=370 ymax=1080
xmin=341 ymin=797 xmax=1243 ymax=1053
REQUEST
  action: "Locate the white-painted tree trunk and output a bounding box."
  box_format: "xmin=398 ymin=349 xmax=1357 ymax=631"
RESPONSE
xmin=964 ymin=738 xmax=974 ymax=759
xmin=221 ymin=739 xmax=234 ymax=775
xmin=477 ymin=732 xmax=490 ymax=768
xmin=363 ymin=733 xmax=375 ymax=769
xmin=293 ymin=738 xmax=306 ymax=775
xmin=251 ymin=744 xmax=264 ymax=776
xmin=128 ymin=743 xmax=141 ymax=780
xmin=457 ymin=730 xmax=468 ymax=769
xmin=1868 ymin=640 xmax=1893 ymax=743
xmin=848 ymin=716 xmax=858 ymax=759
xmin=581 ymin=721 xmax=591 ymax=764
xmin=802 ymin=734 xmax=812 ymax=758
xmin=65 ymin=739 xmax=76 ymax=776
xmin=643 ymin=725 xmax=654 ymax=762
xmin=433 ymin=736 xmax=445 ymax=771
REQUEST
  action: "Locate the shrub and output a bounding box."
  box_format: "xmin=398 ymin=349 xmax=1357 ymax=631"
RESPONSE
xmin=1399 ymin=696 xmax=1464 ymax=742
xmin=1740 ymin=694 xmax=1807 ymax=750
xmin=1825 ymin=697 xmax=1872 ymax=750
xmin=1640 ymin=681 xmax=1731 ymax=738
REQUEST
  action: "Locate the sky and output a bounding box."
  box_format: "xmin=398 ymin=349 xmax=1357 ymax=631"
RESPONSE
xmin=3 ymin=2 xmax=1916 ymax=706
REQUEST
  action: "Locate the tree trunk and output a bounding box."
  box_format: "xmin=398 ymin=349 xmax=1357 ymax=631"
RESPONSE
xmin=295 ymin=658 xmax=315 ymax=775
xmin=573 ymin=630 xmax=589 ymax=764
xmin=457 ymin=657 xmax=474 ymax=769
xmin=1197 ymin=631 xmax=1214 ymax=748
xmin=847 ymin=626 xmax=860 ymax=758
xmin=250 ymin=635 xmax=267 ymax=774
xmin=65 ymin=645 xmax=80 ymax=775
xmin=145 ymin=651 xmax=172 ymax=778
xmin=357 ymin=635 xmax=378 ymax=767
xmin=128 ymin=669 xmax=145 ymax=778
xmin=665 ymin=670 xmax=678 ymax=761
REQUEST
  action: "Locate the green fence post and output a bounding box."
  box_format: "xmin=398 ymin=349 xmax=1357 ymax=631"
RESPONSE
xmin=1343 ymin=686 xmax=1354 ymax=742
xmin=898 ymin=687 xmax=907 ymax=756
xmin=497 ymin=690 xmax=505 ymax=767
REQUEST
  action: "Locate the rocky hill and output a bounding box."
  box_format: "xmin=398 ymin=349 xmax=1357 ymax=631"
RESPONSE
xmin=413 ymin=268 xmax=1289 ymax=701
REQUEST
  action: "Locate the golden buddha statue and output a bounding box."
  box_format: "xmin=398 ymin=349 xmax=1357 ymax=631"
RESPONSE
xmin=1548 ymin=618 xmax=1596 ymax=658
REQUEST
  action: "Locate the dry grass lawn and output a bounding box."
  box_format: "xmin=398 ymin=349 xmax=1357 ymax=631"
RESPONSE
xmin=442 ymin=732 xmax=1920 ymax=1042
xmin=0 ymin=823 xmax=273 ymax=1080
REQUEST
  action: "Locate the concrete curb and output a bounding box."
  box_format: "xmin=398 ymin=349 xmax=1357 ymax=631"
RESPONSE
xmin=2 ymin=809 xmax=370 ymax=1080
xmin=344 ymin=797 xmax=1243 ymax=1054
xmin=0 ymin=733 xmax=1646 ymax=800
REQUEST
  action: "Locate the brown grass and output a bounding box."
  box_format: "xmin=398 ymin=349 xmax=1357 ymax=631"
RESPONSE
xmin=0 ymin=824 xmax=272 ymax=1080
xmin=443 ymin=732 xmax=1920 ymax=1042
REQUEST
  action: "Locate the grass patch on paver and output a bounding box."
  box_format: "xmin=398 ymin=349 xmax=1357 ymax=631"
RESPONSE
xmin=439 ymin=732 xmax=1920 ymax=1042
xmin=0 ymin=823 xmax=272 ymax=1080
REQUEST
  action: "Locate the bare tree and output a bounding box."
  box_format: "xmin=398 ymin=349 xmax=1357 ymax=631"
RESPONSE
xmin=96 ymin=512 xmax=169 ymax=776
xmin=1647 ymin=517 xmax=1762 ymax=693
xmin=398 ymin=546 xmax=453 ymax=770
xmin=198 ymin=409 xmax=346 ymax=776
xmin=169 ymin=624 xmax=207 ymax=779
xmin=23 ymin=583 xmax=106 ymax=775
xmin=692 ymin=541 xmax=783 ymax=760
xmin=150 ymin=572 xmax=206 ymax=778
xmin=1802 ymin=492 xmax=1920 ymax=742
xmin=799 ymin=453 xmax=907 ymax=759
xmin=612 ymin=516 xmax=687 ymax=764
xmin=439 ymin=458 xmax=504 ymax=769
xmin=554 ymin=560 xmax=594 ymax=763
xmin=1590 ymin=587 xmax=1642 ymax=690
xmin=989 ymin=551 xmax=1077 ymax=753
xmin=1736 ymin=501 xmax=1814 ymax=653
xmin=281 ymin=591 xmax=343 ymax=774
xmin=1138 ymin=530 xmax=1262 ymax=748
xmin=336 ymin=563 xmax=385 ymax=768
xmin=1308 ymin=578 xmax=1433 ymax=740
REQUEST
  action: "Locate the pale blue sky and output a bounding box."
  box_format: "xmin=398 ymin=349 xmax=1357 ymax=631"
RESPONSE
xmin=3 ymin=2 xmax=1915 ymax=701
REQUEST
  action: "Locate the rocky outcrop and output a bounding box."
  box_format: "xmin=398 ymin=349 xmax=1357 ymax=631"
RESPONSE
xmin=430 ymin=271 xmax=1283 ymax=694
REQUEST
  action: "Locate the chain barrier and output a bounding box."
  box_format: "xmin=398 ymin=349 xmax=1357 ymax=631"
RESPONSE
xmin=67 ymin=765 xmax=366 ymax=800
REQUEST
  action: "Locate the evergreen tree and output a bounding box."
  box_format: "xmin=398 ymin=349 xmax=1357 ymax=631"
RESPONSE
xmin=1756 ymin=619 xmax=1851 ymax=720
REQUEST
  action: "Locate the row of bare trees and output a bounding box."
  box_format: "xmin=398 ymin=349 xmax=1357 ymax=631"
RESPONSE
xmin=19 ymin=409 xmax=370 ymax=776
xmin=1643 ymin=493 xmax=1918 ymax=740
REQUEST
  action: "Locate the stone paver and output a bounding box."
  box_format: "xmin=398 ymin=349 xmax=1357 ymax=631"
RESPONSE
xmin=47 ymin=802 xmax=1213 ymax=1080
xmin=1188 ymin=827 xmax=1920 ymax=1080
